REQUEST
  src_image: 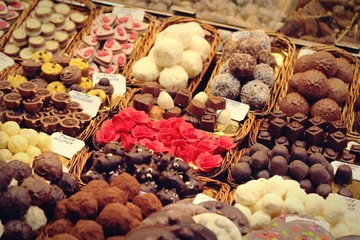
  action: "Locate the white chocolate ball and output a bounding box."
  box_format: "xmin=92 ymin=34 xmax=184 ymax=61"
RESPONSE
xmin=0 ymin=149 xmax=13 ymax=162
xmin=159 ymin=65 xmax=188 ymax=90
xmin=0 ymin=131 xmax=9 ymax=149
xmin=264 ymin=175 xmax=286 ymax=198
xmin=261 ymin=193 xmax=283 ymax=215
xmin=36 ymin=132 xmax=52 ymax=152
xmin=132 ymin=56 xmax=160 ymax=82
xmin=283 ymin=197 xmax=305 ymax=215
xmin=331 ymin=222 xmax=350 ymax=239
xmin=305 ymin=193 xmax=325 ymax=217
xmin=11 ymin=152 xmax=31 ymax=165
xmin=322 ymin=195 xmax=347 ymax=224
xmin=26 ymin=146 xmax=42 ymax=160
xmin=20 ymin=129 xmax=40 ymax=146
xmin=1 ymin=121 xmax=20 ymax=136
xmin=286 ymin=188 xmax=307 ymax=204
xmin=249 ymin=211 xmax=271 ymax=230
xmin=153 ymin=36 xmax=183 ymax=67
xmin=234 ymin=203 xmax=252 ymax=220
xmin=183 ymin=22 xmax=205 ymax=38
xmin=235 ymin=183 xmax=261 ymax=206
xmin=8 ymin=135 xmax=29 ymax=153
xmin=179 ymin=50 xmax=203 ymax=78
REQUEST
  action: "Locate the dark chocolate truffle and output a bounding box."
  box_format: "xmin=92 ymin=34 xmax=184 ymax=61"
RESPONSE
xmin=231 ymin=162 xmax=252 ymax=182
xmin=110 ymin=173 xmax=140 ymax=201
xmin=0 ymin=186 xmax=31 ymax=219
xmin=334 ymin=58 xmax=353 ymax=84
xmin=250 ymin=151 xmax=270 ymax=172
xmin=309 ymin=164 xmax=330 ymax=186
xmin=21 ymin=174 xmax=52 ymax=206
xmin=289 ymin=147 xmax=308 ymax=163
xmin=270 ymin=145 xmax=289 ymax=161
xmin=269 ymin=156 xmax=288 ymax=175
xmin=248 ymin=143 xmax=269 ymax=156
xmin=310 ymin=98 xmax=341 ymax=121
xmin=279 ymin=92 xmax=310 ymax=116
xmin=3 ymin=160 xmax=32 ymax=184
xmin=70 ymin=220 xmax=104 ymax=240
xmin=82 ymin=179 xmax=109 ymax=195
xmin=33 ymin=151 xmax=63 ymax=182
xmin=126 ymin=202 xmax=142 ymax=222
xmin=47 ymin=219 xmax=74 ymax=237
xmin=0 ymin=167 xmax=11 ymax=192
xmin=299 ymin=179 xmax=314 ymax=193
xmin=308 ymin=153 xmax=329 ymax=167
xmin=310 ymin=51 xmax=338 ymax=78
xmin=327 ymin=77 xmax=349 ymax=105
xmin=66 ymin=191 xmax=98 ymax=221
xmin=289 ymin=160 xmax=309 ymax=181
xmin=315 ymin=184 xmax=332 ymax=198
xmin=297 ymin=70 xmax=329 ymax=100
xmin=334 ymin=165 xmax=353 ymax=185
xmin=132 ymin=193 xmax=163 ymax=218
xmin=3 ymin=220 xmax=34 ymax=240
xmin=56 ymin=172 xmax=80 ymax=197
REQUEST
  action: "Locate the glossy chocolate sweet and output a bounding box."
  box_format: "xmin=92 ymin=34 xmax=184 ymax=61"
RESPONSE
xmin=308 ymin=116 xmax=327 ymax=130
xmin=17 ymin=82 xmax=37 ymax=99
xmin=23 ymin=97 xmax=44 ymax=113
xmin=163 ymin=107 xmax=182 ymax=119
xmin=309 ymin=164 xmax=330 ymax=186
xmin=269 ymin=156 xmax=288 ymax=175
xmin=231 ymin=162 xmax=252 ymax=183
xmin=141 ymin=82 xmax=160 ymax=98
xmin=328 ymin=120 xmax=347 ymax=134
xmin=257 ymin=130 xmax=273 ymax=148
xmin=24 ymin=113 xmax=42 ymax=128
xmin=334 ymin=164 xmax=353 ymax=185
xmin=185 ymin=99 xmax=206 ymax=117
xmin=205 ymin=96 xmax=226 ymax=110
xmin=289 ymin=147 xmax=308 ymax=163
xmin=268 ymin=110 xmax=287 ymax=122
xmin=290 ymin=112 xmax=308 ymax=126
xmin=59 ymin=117 xmax=80 ymax=136
xmin=340 ymin=153 xmax=356 ymax=163
xmin=305 ymin=126 xmax=325 ymax=146
xmin=41 ymin=116 xmax=60 ymax=134
xmin=285 ymin=121 xmax=305 ymax=142
xmin=299 ymin=179 xmax=314 ymax=193
xmin=0 ymin=186 xmax=31 ymax=219
xmin=3 ymin=93 xmax=22 ymax=110
xmin=349 ymin=144 xmax=360 ymax=162
xmin=328 ymin=131 xmax=347 ymax=152
xmin=275 ymin=136 xmax=290 ymax=150
xmin=37 ymin=88 xmax=52 ymax=103
xmin=0 ymin=81 xmax=12 ymax=93
xmin=5 ymin=110 xmax=25 ymax=124
xmin=288 ymin=160 xmax=309 ymax=181
xmin=51 ymin=92 xmax=71 ymax=110
xmin=268 ymin=118 xmax=287 ymax=138
xmin=174 ymin=89 xmax=192 ymax=108
xmin=133 ymin=93 xmax=154 ymax=113
xmin=315 ymin=184 xmax=332 ymax=198
xmin=200 ymin=114 xmax=216 ymax=132
xmin=323 ymin=148 xmax=339 ymax=162
xmin=183 ymin=113 xmax=199 ymax=128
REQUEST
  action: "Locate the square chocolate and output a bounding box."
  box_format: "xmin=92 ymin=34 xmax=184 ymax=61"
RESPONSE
xmin=268 ymin=110 xmax=287 ymax=122
xmin=141 ymin=82 xmax=160 ymax=97
xmin=305 ymin=126 xmax=325 ymax=146
xmin=323 ymin=148 xmax=339 ymax=162
xmin=327 ymin=120 xmax=347 ymax=134
xmin=275 ymin=136 xmax=290 ymax=150
xmin=205 ymin=107 xmax=217 ymax=117
xmin=328 ymin=131 xmax=347 ymax=152
xmin=292 ymin=140 xmax=307 ymax=149
xmin=349 ymin=144 xmax=360 ymax=163
xmin=174 ymin=89 xmax=192 ymax=108
xmin=290 ymin=112 xmax=308 ymax=127
xmin=308 ymin=116 xmax=327 ymax=131
xmin=259 ymin=119 xmax=269 ymax=131
xmin=183 ymin=113 xmax=199 ymax=129
xmin=285 ymin=121 xmax=305 ymax=142
xmin=267 ymin=118 xmax=287 ymax=138
xmin=206 ymin=96 xmax=226 ymax=111
xmin=307 ymin=145 xmax=323 ymax=156
xmin=257 ymin=130 xmax=274 ymax=148
xmin=200 ymin=115 xmax=216 ymax=132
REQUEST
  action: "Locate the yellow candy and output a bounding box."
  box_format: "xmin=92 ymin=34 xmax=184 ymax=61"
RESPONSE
xmin=88 ymin=89 xmax=107 ymax=103
xmin=7 ymin=74 xmax=28 ymax=88
xmin=47 ymin=81 xmax=67 ymax=94
xmin=79 ymin=77 xmax=93 ymax=91
xmin=41 ymin=62 xmax=63 ymax=75
xmin=69 ymin=57 xmax=90 ymax=76
xmin=32 ymin=50 xmax=52 ymax=62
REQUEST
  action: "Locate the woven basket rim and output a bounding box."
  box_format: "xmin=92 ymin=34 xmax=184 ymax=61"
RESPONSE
xmin=123 ymin=15 xmax=220 ymax=94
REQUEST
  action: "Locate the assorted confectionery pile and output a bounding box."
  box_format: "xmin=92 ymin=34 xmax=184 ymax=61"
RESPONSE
xmin=0 ymin=1 xmax=360 ymax=239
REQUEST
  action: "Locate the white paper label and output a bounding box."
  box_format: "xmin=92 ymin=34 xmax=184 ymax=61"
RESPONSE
xmin=51 ymin=132 xmax=85 ymax=159
xmin=192 ymin=193 xmax=216 ymax=205
xmin=92 ymin=72 xmax=126 ymax=96
xmin=346 ymin=141 xmax=360 ymax=151
xmin=112 ymin=6 xmax=145 ymax=22
xmin=331 ymin=161 xmax=360 ymax=181
xmin=0 ymin=52 xmax=15 ymax=71
xmin=343 ymin=196 xmax=360 ymax=214
xmin=285 ymin=216 xmax=330 ymax=232
xmin=297 ymin=48 xmax=317 ymax=58
xmin=69 ymin=90 xmax=101 ymax=118
xmin=218 ymin=98 xmax=249 ymax=122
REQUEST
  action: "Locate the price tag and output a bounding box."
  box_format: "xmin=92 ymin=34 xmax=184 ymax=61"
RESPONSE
xmin=69 ymin=90 xmax=101 ymax=118
xmin=285 ymin=216 xmax=330 ymax=232
xmin=331 ymin=161 xmax=360 ymax=181
xmin=92 ymin=72 xmax=127 ymax=96
xmin=297 ymin=48 xmax=316 ymax=59
xmin=218 ymin=98 xmax=249 ymax=122
xmin=112 ymin=6 xmax=145 ymax=22
xmin=192 ymin=193 xmax=216 ymax=205
xmin=343 ymin=196 xmax=360 ymax=215
xmin=51 ymin=132 xmax=85 ymax=159
xmin=0 ymin=52 xmax=15 ymax=71
xmin=346 ymin=141 xmax=360 ymax=151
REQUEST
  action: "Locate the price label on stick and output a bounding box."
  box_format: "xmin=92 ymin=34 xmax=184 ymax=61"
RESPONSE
xmin=51 ymin=132 xmax=85 ymax=159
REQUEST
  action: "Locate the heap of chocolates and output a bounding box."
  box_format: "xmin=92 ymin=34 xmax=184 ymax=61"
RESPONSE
xmin=0 ymin=152 xmax=79 ymax=239
xmin=0 ymin=81 xmax=92 ymax=137
xmin=130 ymin=82 xmax=231 ymax=133
xmin=81 ymin=142 xmax=204 ymax=206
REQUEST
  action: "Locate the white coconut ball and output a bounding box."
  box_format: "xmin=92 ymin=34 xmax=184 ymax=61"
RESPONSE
xmin=249 ymin=211 xmax=271 ymax=230
xmin=188 ymin=36 xmax=210 ymax=62
xmin=283 ymin=197 xmax=305 ymax=215
xmin=161 ymin=24 xmax=192 ymax=49
xmin=179 ymin=50 xmax=203 ymax=78
xmin=0 ymin=131 xmax=9 ymax=149
xmin=20 ymin=129 xmax=39 ymax=146
xmin=235 ymin=183 xmax=261 ymax=206
xmin=183 ymin=22 xmax=205 ymax=38
xmin=1 ymin=121 xmax=20 ymax=136
xmin=261 ymin=193 xmax=283 ymax=215
xmin=152 ymin=37 xmax=183 ymax=67
xmin=322 ymin=194 xmax=347 ymax=225
xmin=159 ymin=65 xmax=188 ymax=90
xmin=263 ymin=175 xmax=286 ymax=198
xmin=0 ymin=149 xmax=13 ymax=162
xmin=36 ymin=132 xmax=52 ymax=152
xmin=234 ymin=203 xmax=252 ymax=220
xmin=286 ymin=188 xmax=307 ymax=204
xmin=132 ymin=56 xmax=160 ymax=82
xmin=331 ymin=222 xmax=351 ymax=239
xmin=304 ymin=193 xmax=325 ymax=217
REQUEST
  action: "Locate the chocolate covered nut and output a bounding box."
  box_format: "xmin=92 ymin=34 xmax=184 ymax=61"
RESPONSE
xmin=328 ymin=131 xmax=347 ymax=152
xmin=337 ymin=188 xmax=353 ymax=198
xmin=308 ymin=116 xmax=327 ymax=130
xmin=267 ymin=118 xmax=287 ymax=138
xmin=328 ymin=120 xmax=347 ymax=134
xmin=349 ymin=144 xmax=360 ymax=162
xmin=103 ymin=142 xmax=125 ymax=156
xmin=133 ymin=163 xmax=160 ymax=183
xmin=125 ymin=144 xmax=152 ymax=167
xmin=309 ymin=164 xmax=330 ymax=186
xmin=315 ymin=184 xmax=332 ymax=198
xmin=133 ymin=93 xmax=154 ymax=113
xmin=41 ymin=116 xmax=60 ymax=134
xmin=3 ymin=92 xmax=22 ymax=110
xmin=59 ymin=117 xmax=80 ymax=136
xmin=269 ymin=156 xmax=288 ymax=175
xmin=185 ymin=99 xmax=206 ymax=117
xmin=334 ymin=164 xmax=353 ymax=185
xmin=23 ymin=97 xmax=44 ymax=114
xmin=17 ymin=82 xmax=37 ymax=99
xmin=231 ymin=162 xmax=252 ymax=183
xmin=250 ymin=151 xmax=270 ymax=172
xmin=323 ymin=148 xmax=339 ymax=162
xmin=285 ymin=121 xmax=305 ymax=142
xmin=200 ymin=114 xmax=215 ymax=132
xmin=305 ymin=126 xmax=325 ymax=146
xmin=51 ymin=92 xmax=70 ymax=110
xmin=257 ymin=130 xmax=273 ymax=148
xmin=248 ymin=143 xmax=269 ymax=156
xmin=289 ymin=147 xmax=308 ymax=163
xmin=159 ymin=169 xmax=185 ymax=191
xmin=205 ymin=96 xmax=226 ymax=110
xmin=174 ymin=89 xmax=192 ymax=108
xmin=141 ymin=82 xmax=160 ymax=97
xmin=290 ymin=112 xmax=308 ymax=126
xmin=140 ymin=181 xmax=159 ymax=194
xmin=288 ymin=160 xmax=309 ymax=181
xmin=268 ymin=110 xmax=287 ymax=122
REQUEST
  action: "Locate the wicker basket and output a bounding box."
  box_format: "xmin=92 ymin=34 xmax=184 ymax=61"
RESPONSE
xmin=205 ymin=29 xmax=297 ymax=117
xmin=0 ymin=0 xmax=95 ymax=61
xmin=124 ymin=15 xmax=220 ymax=94
xmin=67 ymin=5 xmax=155 ymax=73
xmin=275 ymin=45 xmax=360 ymax=142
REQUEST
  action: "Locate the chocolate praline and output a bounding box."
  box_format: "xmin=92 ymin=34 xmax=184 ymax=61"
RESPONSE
xmin=288 ymin=160 xmax=309 ymax=181
xmin=56 ymin=172 xmax=80 ymax=197
xmin=315 ymin=184 xmax=332 ymax=198
xmin=270 ymin=145 xmax=289 ymax=161
xmin=250 ymin=151 xmax=270 ymax=172
xmin=289 ymin=147 xmax=308 ymax=163
xmin=231 ymin=162 xmax=252 ymax=183
xmin=0 ymin=186 xmax=31 ymax=219
xmin=269 ymin=156 xmax=288 ymax=176
xmin=299 ymin=179 xmax=314 ymax=193
xmin=33 ymin=152 xmax=63 ymax=182
xmin=334 ymin=165 xmax=353 ymax=185
xmin=309 ymin=164 xmax=330 ymax=186
xmin=21 ymin=174 xmax=52 ymax=206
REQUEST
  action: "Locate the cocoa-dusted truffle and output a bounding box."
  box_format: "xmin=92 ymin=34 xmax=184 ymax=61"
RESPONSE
xmin=279 ymin=92 xmax=310 ymax=116
xmin=210 ymin=73 xmax=240 ymax=100
xmin=96 ymin=202 xmax=140 ymax=236
xmin=97 ymin=187 xmax=128 ymax=209
xmin=126 ymin=202 xmax=142 ymax=222
xmin=334 ymin=165 xmax=353 ymax=185
xmin=240 ymin=80 xmax=270 ymax=110
xmin=21 ymin=174 xmax=52 ymax=206
xmin=3 ymin=160 xmax=32 ymax=183
xmin=288 ymin=73 xmax=302 ymax=93
xmin=309 ymin=164 xmax=330 ymax=186
xmin=54 ymin=199 xmax=68 ymax=220
xmin=3 ymin=220 xmax=34 ymax=240
xmin=297 ymin=70 xmax=329 ymax=100
xmin=110 ymin=173 xmax=140 ymax=201
xmin=48 ymin=233 xmax=78 ymax=240
xmin=56 ymin=172 xmax=80 ymax=197
xmin=269 ymin=156 xmax=288 ymax=175
xmin=309 ymin=51 xmax=338 ymax=78
xmin=334 ymin=58 xmax=353 ymax=84
xmin=327 ymin=77 xmax=349 ymax=105
xmin=293 ymin=54 xmax=313 ymax=74
xmin=47 ymin=219 xmax=74 ymax=237
xmin=310 ymin=98 xmax=341 ymax=121
xmin=229 ymin=53 xmax=256 ymax=78
xmin=250 ymin=151 xmax=270 ymax=172
xmin=231 ymin=162 xmax=252 ymax=183
xmin=65 ymin=191 xmax=98 ymax=221
xmin=0 ymin=186 xmax=31 ymax=219
xmin=315 ymin=184 xmax=332 ymax=198
xmin=257 ymin=50 xmax=277 ymax=69
xmin=132 ymin=193 xmax=162 ymax=218
xmin=82 ymin=179 xmax=109 ymax=195
xmin=33 ymin=151 xmax=63 ymax=182
xmin=70 ymin=220 xmax=104 ymax=240
xmin=288 ymin=160 xmax=309 ymax=181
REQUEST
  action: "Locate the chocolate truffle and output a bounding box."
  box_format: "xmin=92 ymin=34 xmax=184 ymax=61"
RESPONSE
xmin=231 ymin=162 xmax=252 ymax=183
xmin=21 ymin=174 xmax=52 ymax=206
xmin=327 ymin=77 xmax=349 ymax=105
xmin=288 ymin=160 xmax=309 ymax=181
xmin=97 ymin=187 xmax=128 ymax=209
xmin=82 ymin=179 xmax=109 ymax=194
xmin=0 ymin=168 xmax=11 ymax=192
xmin=334 ymin=165 xmax=353 ymax=185
xmin=3 ymin=160 xmax=32 ymax=183
xmin=3 ymin=220 xmax=34 ymax=240
xmin=250 ymin=151 xmax=270 ymax=172
xmin=288 ymin=73 xmax=302 ymax=93
xmin=310 ymin=98 xmax=341 ymax=121
xmin=257 ymin=50 xmax=277 ymax=69
xmin=210 ymin=73 xmax=240 ymax=100
xmin=96 ymin=202 xmax=140 ymax=236
xmin=70 ymin=220 xmax=104 ymax=240
xmin=309 ymin=164 xmax=330 ymax=186
xmin=132 ymin=193 xmax=162 ymax=218
xmin=248 ymin=143 xmax=270 ymax=156
xmin=110 ymin=173 xmax=140 ymax=201
xmin=66 ymin=191 xmax=98 ymax=221
xmin=54 ymin=199 xmax=68 ymax=220
xmin=47 ymin=219 xmax=74 ymax=237
xmin=231 ymin=38 xmax=262 ymax=58
xmin=253 ymin=63 xmax=275 ymax=88
xmin=241 ymin=80 xmax=270 ymax=110
xmin=315 ymin=184 xmax=332 ymax=198
xmin=255 ymin=170 xmax=271 ymax=179
xmin=334 ymin=58 xmax=353 ymax=84
xmin=299 ymin=179 xmax=314 ymax=193
xmin=33 ymin=151 xmax=63 ymax=182
xmin=269 ymin=156 xmax=288 ymax=175
xmin=337 ymin=188 xmax=353 ymax=198
xmin=293 ymin=54 xmax=313 ymax=73
xmin=0 ymin=186 xmax=31 ymax=219
xmin=270 ymin=144 xmax=289 ymax=161
xmin=310 ymin=51 xmax=338 ymax=78
xmin=308 ymin=153 xmax=328 ymax=167
xmin=56 ymin=172 xmax=79 ymax=197
xmin=279 ymin=92 xmax=310 ymax=116
xmin=289 ymin=147 xmax=308 ymax=163
xmin=298 ymin=70 xmax=329 ymax=100
xmin=126 ymin=202 xmax=142 ymax=222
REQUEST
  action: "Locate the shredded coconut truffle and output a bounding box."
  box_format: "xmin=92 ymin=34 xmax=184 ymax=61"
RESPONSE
xmin=182 ymin=22 xmax=205 ymax=38
xmin=159 ymin=65 xmax=188 ymax=90
xmin=132 ymin=57 xmax=160 ymax=82
xmin=179 ymin=50 xmax=203 ymax=78
xmin=210 ymin=73 xmax=241 ymax=100
xmin=152 ymin=36 xmax=183 ymax=67
xmin=254 ymin=63 xmax=275 ymax=88
xmin=240 ymin=80 xmax=270 ymax=110
xmin=161 ymin=24 xmax=191 ymax=49
xmin=187 ymin=36 xmax=210 ymax=62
